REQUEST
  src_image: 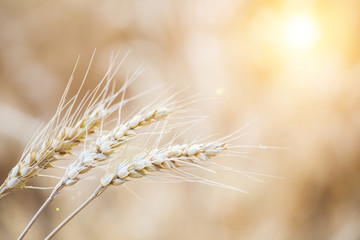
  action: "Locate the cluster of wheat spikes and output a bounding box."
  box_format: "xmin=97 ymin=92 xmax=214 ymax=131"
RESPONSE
xmin=0 ymin=53 xmax=265 ymax=239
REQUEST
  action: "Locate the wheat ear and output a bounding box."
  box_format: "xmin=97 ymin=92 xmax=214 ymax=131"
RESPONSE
xmin=18 ymin=107 xmax=172 ymax=239
xmin=44 ymin=141 xmax=229 ymax=239
xmin=0 ymin=101 xmax=108 ymax=198
xmin=0 ymin=51 xmax=137 ymax=199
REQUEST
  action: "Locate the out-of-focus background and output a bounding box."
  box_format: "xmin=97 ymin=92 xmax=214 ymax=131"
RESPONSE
xmin=1 ymin=0 xmax=360 ymax=239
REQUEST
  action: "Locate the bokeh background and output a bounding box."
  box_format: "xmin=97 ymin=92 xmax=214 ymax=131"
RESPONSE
xmin=1 ymin=0 xmax=360 ymax=239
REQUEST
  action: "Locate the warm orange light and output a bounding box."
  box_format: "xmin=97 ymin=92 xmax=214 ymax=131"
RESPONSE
xmin=284 ymin=15 xmax=318 ymax=51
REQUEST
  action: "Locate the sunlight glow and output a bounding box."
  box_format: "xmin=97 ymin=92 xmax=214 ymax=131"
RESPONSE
xmin=284 ymin=15 xmax=318 ymax=50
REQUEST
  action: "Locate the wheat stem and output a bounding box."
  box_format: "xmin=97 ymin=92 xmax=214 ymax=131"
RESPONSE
xmin=18 ymin=182 xmax=64 ymax=240
xmin=44 ymin=186 xmax=106 ymax=240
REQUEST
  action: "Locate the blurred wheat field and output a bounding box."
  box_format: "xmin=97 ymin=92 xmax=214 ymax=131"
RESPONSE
xmin=1 ymin=0 xmax=360 ymax=239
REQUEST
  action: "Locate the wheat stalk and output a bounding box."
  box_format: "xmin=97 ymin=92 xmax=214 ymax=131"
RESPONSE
xmin=18 ymin=106 xmax=172 ymax=239
xmin=0 ymin=52 xmax=267 ymax=240
xmin=44 ymin=141 xmax=233 ymax=239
